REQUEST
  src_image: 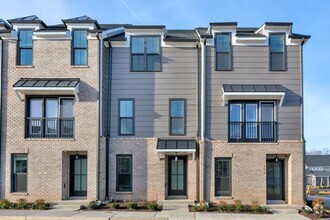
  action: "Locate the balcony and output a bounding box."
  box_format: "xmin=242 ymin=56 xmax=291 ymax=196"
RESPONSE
xmin=228 ymin=122 xmax=277 ymax=143
xmin=26 ymin=117 xmax=74 ymax=138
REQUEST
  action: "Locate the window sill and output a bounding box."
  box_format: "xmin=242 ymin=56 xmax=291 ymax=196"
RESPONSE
xmin=25 ymin=138 xmax=75 ymax=141
xmin=11 ymin=192 xmax=28 ymax=196
xmin=115 ymin=191 xmax=133 ymax=194
xmin=214 ymin=196 xmax=233 ymax=199
xmin=71 ymin=65 xmax=89 ymax=68
xmin=16 ymin=65 xmax=34 ymax=68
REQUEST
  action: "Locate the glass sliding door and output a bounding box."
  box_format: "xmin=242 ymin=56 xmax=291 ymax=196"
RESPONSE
xmin=229 ymin=104 xmax=242 ymax=140
xmin=261 ymin=103 xmax=275 ymax=141
xmin=60 ymin=99 xmax=74 ymax=137
xmin=245 ymin=103 xmax=258 ymax=141
xmin=29 ymin=98 xmax=43 ymax=137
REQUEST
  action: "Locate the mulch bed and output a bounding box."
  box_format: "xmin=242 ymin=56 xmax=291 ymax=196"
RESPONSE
xmin=83 ymin=201 xmax=162 ymax=212
xmin=188 ymin=203 xmax=272 ymax=214
xmin=299 ymin=210 xmax=330 ymax=219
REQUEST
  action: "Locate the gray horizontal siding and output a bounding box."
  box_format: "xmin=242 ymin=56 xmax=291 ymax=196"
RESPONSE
xmin=206 ymin=45 xmax=302 ymax=141
xmin=110 ymin=47 xmax=198 ymax=138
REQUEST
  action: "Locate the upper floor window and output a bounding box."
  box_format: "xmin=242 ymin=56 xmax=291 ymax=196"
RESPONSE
xmin=119 ymin=99 xmax=134 ymax=135
xmin=12 ymin=154 xmax=28 ymax=193
xmin=170 ymin=99 xmax=185 ymax=135
xmin=131 ymin=36 xmax=161 ymax=71
xmin=72 ymin=30 xmax=88 ymax=65
xmin=26 ymin=97 xmax=74 ymax=138
xmin=269 ymin=33 xmax=285 ymax=71
xmin=229 ymin=101 xmax=277 ymax=142
xmin=18 ymin=30 xmax=33 ymax=65
xmin=215 ymin=33 xmax=232 ymax=71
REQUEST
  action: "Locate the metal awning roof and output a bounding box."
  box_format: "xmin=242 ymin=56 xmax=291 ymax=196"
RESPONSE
xmin=156 ymin=139 xmax=197 ymax=160
xmin=13 ymin=78 xmax=80 ymax=101
xmin=222 ymin=84 xmax=286 ymax=106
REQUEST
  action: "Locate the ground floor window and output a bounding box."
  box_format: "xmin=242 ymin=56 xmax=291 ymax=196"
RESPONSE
xmin=116 ymin=155 xmax=132 ymax=192
xmin=12 ymin=154 xmax=28 ymax=192
xmin=215 ymin=158 xmax=231 ymax=196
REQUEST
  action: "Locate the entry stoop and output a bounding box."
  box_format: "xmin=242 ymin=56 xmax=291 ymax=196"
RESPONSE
xmin=52 ymin=199 xmax=90 ymax=210
xmin=265 ymin=204 xmax=303 ymax=214
xmin=158 ymin=199 xmax=195 ymax=211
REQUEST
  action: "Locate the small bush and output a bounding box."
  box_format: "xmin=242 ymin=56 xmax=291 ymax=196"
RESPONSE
xmin=109 ymin=202 xmax=120 ymax=209
xmin=203 ymin=202 xmax=209 ymax=212
xmin=0 ymin=199 xmax=11 ymax=209
xmin=146 ymin=201 xmax=158 ymax=211
xmin=191 ymin=205 xmax=197 ymax=212
xmin=227 ymin=204 xmax=235 ymax=212
xmin=127 ymin=201 xmax=138 ymax=209
xmin=218 ymin=201 xmax=227 ymax=211
xmin=234 ymin=200 xmax=244 ymax=212
xmin=16 ymin=198 xmax=28 ymax=209
xmin=251 ymin=199 xmax=260 ymax=213
xmin=88 ymin=201 xmax=97 ymax=210
xmin=33 ymin=199 xmax=47 ymax=210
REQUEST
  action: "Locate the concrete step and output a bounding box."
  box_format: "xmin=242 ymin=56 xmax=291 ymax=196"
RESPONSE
xmin=52 ymin=199 xmax=90 ymax=210
xmin=162 ymin=203 xmax=188 ymax=211
xmin=265 ymin=204 xmax=302 ymax=214
xmin=157 ymin=199 xmax=195 ymax=206
xmin=270 ymin=209 xmax=299 ymax=214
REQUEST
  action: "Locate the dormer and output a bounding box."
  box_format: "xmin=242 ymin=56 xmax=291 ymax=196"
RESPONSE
xmin=62 ymin=15 xmax=100 ymax=31
xmin=8 ymin=15 xmax=47 ymax=31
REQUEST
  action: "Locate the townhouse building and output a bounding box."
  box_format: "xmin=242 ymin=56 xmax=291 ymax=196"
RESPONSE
xmin=0 ymin=15 xmax=309 ymax=205
xmin=306 ymin=155 xmax=330 ymax=187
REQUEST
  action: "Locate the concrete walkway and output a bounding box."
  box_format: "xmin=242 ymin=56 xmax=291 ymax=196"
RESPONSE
xmin=0 ymin=209 xmax=311 ymax=220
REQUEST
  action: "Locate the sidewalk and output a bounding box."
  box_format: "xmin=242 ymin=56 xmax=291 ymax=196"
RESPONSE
xmin=0 ymin=209 xmax=311 ymax=220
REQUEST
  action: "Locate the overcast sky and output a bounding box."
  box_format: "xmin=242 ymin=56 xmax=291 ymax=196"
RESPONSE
xmin=1 ymin=0 xmax=329 ymax=151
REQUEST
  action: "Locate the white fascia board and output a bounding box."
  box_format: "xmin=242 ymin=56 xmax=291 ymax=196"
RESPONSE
xmin=0 ymin=31 xmax=17 ymax=40
xmin=163 ymin=41 xmax=198 ymax=48
xmin=156 ymin=149 xmax=196 ymax=160
xmin=101 ymin=27 xmax=125 ymax=39
xmin=13 ymin=85 xmax=80 ymax=102
xmin=234 ymin=36 xmax=267 ymax=46
xmin=222 ymin=92 xmax=286 ymax=106
xmin=210 ymin=28 xmax=236 ymax=46
xmin=66 ymin=23 xmax=96 ymax=31
xmin=12 ymin=23 xmax=43 ymax=31
xmin=33 ymin=31 xmax=70 ymax=40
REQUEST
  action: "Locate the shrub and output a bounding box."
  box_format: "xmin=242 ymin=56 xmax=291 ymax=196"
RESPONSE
xmin=109 ymin=202 xmax=120 ymax=209
xmin=127 ymin=201 xmax=138 ymax=209
xmin=227 ymin=204 xmax=235 ymax=212
xmin=191 ymin=205 xmax=197 ymax=212
xmin=312 ymin=198 xmax=325 ymax=216
xmin=218 ymin=201 xmax=227 ymax=211
xmin=88 ymin=201 xmax=97 ymax=210
xmin=32 ymin=199 xmax=47 ymax=210
xmin=234 ymin=200 xmax=244 ymax=212
xmin=251 ymin=199 xmax=260 ymax=213
xmin=146 ymin=201 xmax=158 ymax=211
xmin=202 ymin=202 xmax=209 ymax=212
xmin=0 ymin=199 xmax=11 ymax=209
xmin=16 ymin=198 xmax=28 ymax=209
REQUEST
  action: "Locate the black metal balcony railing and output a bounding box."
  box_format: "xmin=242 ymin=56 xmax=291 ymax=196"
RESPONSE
xmin=228 ymin=122 xmax=277 ymax=143
xmin=26 ymin=117 xmax=74 ymax=138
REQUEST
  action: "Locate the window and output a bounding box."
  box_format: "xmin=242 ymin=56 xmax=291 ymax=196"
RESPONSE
xmin=170 ymin=99 xmax=185 ymax=135
xmin=131 ymin=36 xmax=161 ymax=71
xmin=12 ymin=154 xmax=27 ymax=192
xmin=72 ymin=30 xmax=88 ymax=65
xmin=26 ymin=97 xmax=74 ymax=138
xmin=215 ymin=158 xmax=231 ymax=196
xmin=116 ymin=155 xmax=132 ymax=192
xmin=119 ymin=99 xmax=134 ymax=135
xmin=18 ymin=30 xmax=33 ymax=65
xmin=215 ymin=33 xmax=232 ymax=71
xmin=229 ymin=102 xmax=277 ymax=142
xmin=269 ymin=33 xmax=285 ymax=71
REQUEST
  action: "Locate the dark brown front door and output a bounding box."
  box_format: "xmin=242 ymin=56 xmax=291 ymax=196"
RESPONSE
xmin=168 ymin=156 xmax=186 ymax=196
xmin=267 ymin=159 xmax=284 ymax=200
xmin=70 ymin=155 xmax=87 ymax=197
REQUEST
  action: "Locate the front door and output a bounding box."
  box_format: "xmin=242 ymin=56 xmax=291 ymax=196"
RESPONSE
xmin=168 ymin=156 xmax=186 ymax=196
xmin=70 ymin=155 xmax=87 ymax=197
xmin=267 ymin=159 xmax=284 ymax=200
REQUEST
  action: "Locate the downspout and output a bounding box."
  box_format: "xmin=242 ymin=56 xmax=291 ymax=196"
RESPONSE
xmin=300 ymin=38 xmax=306 ymax=201
xmin=195 ymin=42 xmax=200 ymax=201
xmin=105 ymin=44 xmax=112 ymax=199
xmin=200 ymin=38 xmax=206 ymax=201
xmin=0 ymin=38 xmax=3 ymax=191
xmin=96 ymin=34 xmax=103 ymax=200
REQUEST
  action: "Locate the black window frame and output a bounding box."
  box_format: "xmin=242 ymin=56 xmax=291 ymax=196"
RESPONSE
xmin=215 ymin=158 xmax=232 ymax=197
xmin=72 ymin=29 xmax=88 ymax=66
xmin=228 ymin=101 xmax=277 ymax=142
xmin=169 ymin=98 xmax=186 ymax=136
xmin=25 ymin=96 xmax=75 ymax=138
xmin=118 ymin=99 xmax=135 ymax=136
xmin=116 ymin=154 xmax=132 ymax=192
xmin=11 ymin=154 xmax=28 ymax=193
xmin=215 ymin=32 xmax=232 ymax=71
xmin=269 ymin=33 xmax=286 ymax=71
xmin=17 ymin=29 xmax=33 ymax=66
xmin=130 ymin=35 xmax=162 ymax=72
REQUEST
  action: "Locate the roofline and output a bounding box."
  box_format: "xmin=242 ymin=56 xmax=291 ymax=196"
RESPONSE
xmin=163 ymin=38 xmax=199 ymax=42
xmin=264 ymin=22 xmax=293 ymax=26
xmin=209 ymin=22 xmax=238 ymax=26
xmin=8 ymin=19 xmax=47 ymax=28
xmin=61 ymin=19 xmax=101 ymax=29
xmin=125 ymin=25 xmax=166 ymax=29
xmin=289 ymin=33 xmax=311 ymax=40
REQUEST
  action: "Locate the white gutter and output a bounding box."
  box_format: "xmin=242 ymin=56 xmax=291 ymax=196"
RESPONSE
xmin=200 ymin=38 xmax=206 ymax=141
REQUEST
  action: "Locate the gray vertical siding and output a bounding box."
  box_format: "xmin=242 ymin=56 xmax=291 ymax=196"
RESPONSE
xmin=110 ymin=47 xmax=198 ymax=138
xmin=206 ymin=45 xmax=302 ymax=141
xmin=102 ymin=46 xmax=109 ymax=137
